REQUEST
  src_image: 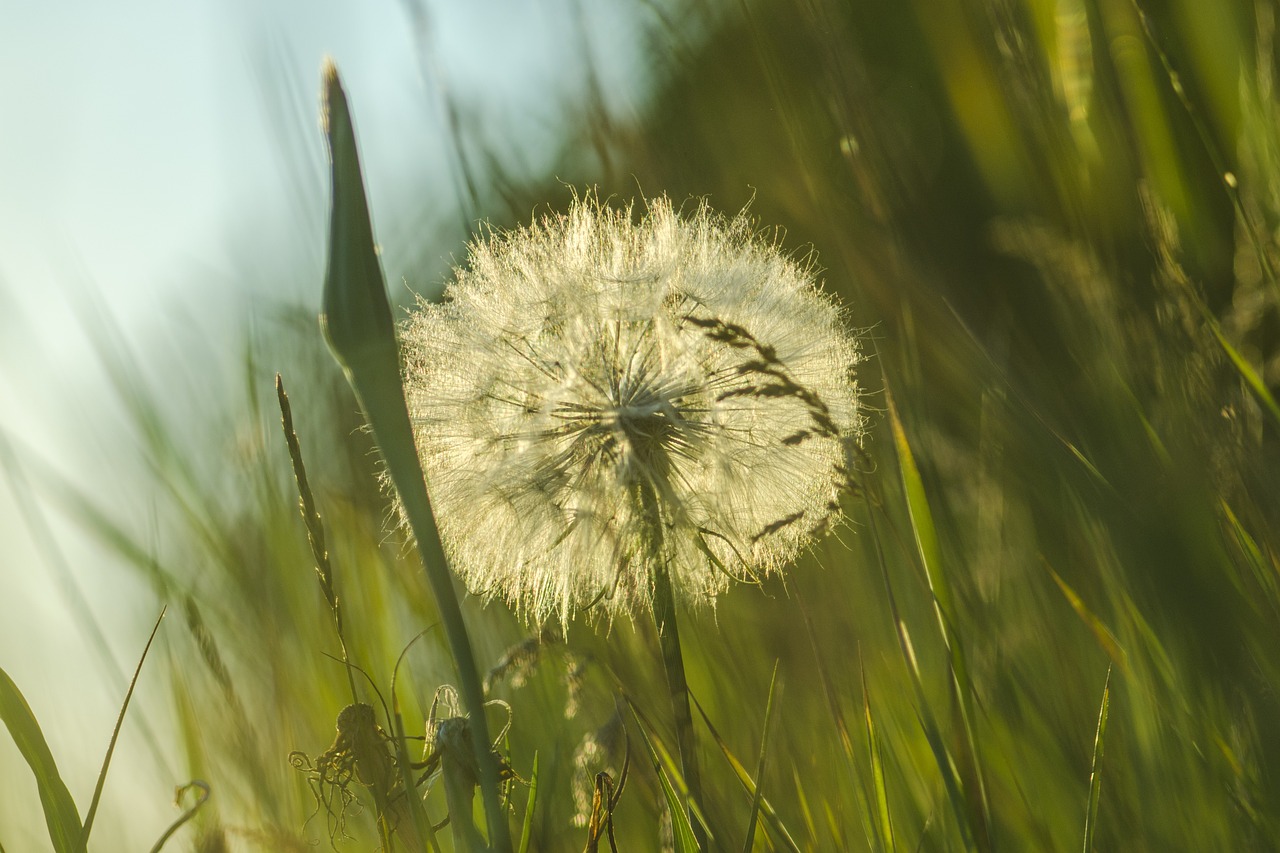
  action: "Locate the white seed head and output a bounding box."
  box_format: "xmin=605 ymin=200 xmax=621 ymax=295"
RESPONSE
xmin=401 ymin=194 xmax=863 ymax=626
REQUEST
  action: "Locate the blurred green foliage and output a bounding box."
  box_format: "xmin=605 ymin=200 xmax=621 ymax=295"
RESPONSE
xmin=8 ymin=0 xmax=1280 ymax=849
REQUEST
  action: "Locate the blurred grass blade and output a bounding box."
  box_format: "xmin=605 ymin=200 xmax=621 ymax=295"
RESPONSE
xmin=1046 ymin=562 xmax=1131 ymax=676
xmin=689 ymin=694 xmax=800 ymax=853
xmin=741 ymin=660 xmax=780 ymax=853
xmin=856 ymin=457 xmax=975 ymax=851
xmin=518 ymin=751 xmax=539 ymax=853
xmin=1207 ymin=321 xmax=1280 ymax=427
xmin=885 ymin=384 xmax=991 ymax=849
xmin=628 ymin=698 xmax=702 ymax=852
xmin=795 ymin=589 xmax=881 ymax=851
xmin=0 ymin=666 xmax=84 ymax=853
xmin=1083 ymin=666 xmax=1112 ymax=852
xmin=318 ymin=60 xmax=510 ymax=852
xmin=861 ymin=654 xmax=895 ymax=852
xmin=790 ymin=765 xmax=816 ymax=841
xmin=1219 ymin=499 xmax=1280 ymax=608
xmin=82 ymin=607 xmax=166 ymax=847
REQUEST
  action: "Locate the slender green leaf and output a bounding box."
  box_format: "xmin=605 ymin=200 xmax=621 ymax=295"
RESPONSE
xmin=885 ymin=384 xmax=991 ymax=850
xmin=0 ymin=666 xmax=84 ymax=853
xmin=1046 ymin=562 xmax=1130 ymax=677
xmin=82 ymin=608 xmax=167 ymax=847
xmin=319 ymin=61 xmax=510 ymax=853
xmin=861 ymin=656 xmax=895 ymax=852
xmin=856 ymin=456 xmax=975 ymax=850
xmin=517 ymin=752 xmax=539 ymax=853
xmin=689 ymin=695 xmax=801 ymax=853
xmin=628 ymin=700 xmax=701 ymax=852
xmin=741 ymin=661 xmax=780 ymax=853
xmin=1083 ymin=666 xmax=1112 ymax=853
xmin=1208 ymin=320 xmax=1280 ymax=427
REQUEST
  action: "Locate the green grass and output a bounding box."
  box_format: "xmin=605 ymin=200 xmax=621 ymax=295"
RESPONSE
xmin=6 ymin=0 xmax=1280 ymax=849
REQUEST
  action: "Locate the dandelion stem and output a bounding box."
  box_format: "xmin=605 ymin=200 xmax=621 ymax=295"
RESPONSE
xmin=641 ymin=481 xmax=707 ymax=849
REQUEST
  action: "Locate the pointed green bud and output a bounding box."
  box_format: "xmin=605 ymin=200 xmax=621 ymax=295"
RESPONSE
xmin=319 ymin=59 xmax=398 ymax=384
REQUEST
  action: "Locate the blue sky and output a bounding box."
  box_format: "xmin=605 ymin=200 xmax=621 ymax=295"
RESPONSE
xmin=0 ymin=1 xmax=656 ymax=846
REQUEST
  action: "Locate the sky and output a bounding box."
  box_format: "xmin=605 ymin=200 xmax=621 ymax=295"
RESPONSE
xmin=0 ymin=1 xmax=658 ymax=847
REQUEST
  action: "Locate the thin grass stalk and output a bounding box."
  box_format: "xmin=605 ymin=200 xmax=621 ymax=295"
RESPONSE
xmin=80 ymin=608 xmax=166 ymax=847
xmin=392 ymin=636 xmax=441 ymax=853
xmin=855 ymin=463 xmax=976 ymax=850
xmin=689 ymin=694 xmax=802 ymax=853
xmin=319 ymin=62 xmax=510 ymax=852
xmin=795 ymin=587 xmax=878 ymax=849
xmin=885 ymin=385 xmax=991 ymax=850
xmin=741 ymin=660 xmax=781 ymax=853
xmin=516 ymin=752 xmax=539 ymax=853
xmin=1082 ymin=666 xmax=1113 ymax=853
xmin=627 ymin=697 xmax=703 ymax=853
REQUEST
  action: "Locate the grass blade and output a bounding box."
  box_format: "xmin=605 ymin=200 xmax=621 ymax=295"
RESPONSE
xmin=517 ymin=751 xmax=539 ymax=853
xmin=81 ymin=607 xmax=167 ymax=846
xmin=0 ymin=667 xmax=84 ymax=853
xmin=885 ymin=384 xmax=991 ymax=849
xmin=856 ymin=453 xmax=975 ymax=850
xmin=319 ymin=61 xmax=510 ymax=852
xmin=628 ymin=698 xmax=701 ymax=852
xmin=741 ymin=660 xmax=780 ymax=853
xmin=1208 ymin=320 xmax=1280 ymax=427
xmin=795 ymin=589 xmax=880 ymax=851
xmin=1082 ymin=666 xmax=1113 ymax=853
xmin=1046 ymin=562 xmax=1131 ymax=677
xmin=689 ymin=695 xmax=801 ymax=853
xmin=861 ymin=654 xmax=895 ymax=852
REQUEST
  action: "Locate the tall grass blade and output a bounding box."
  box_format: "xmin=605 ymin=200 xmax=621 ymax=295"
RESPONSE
xmin=861 ymin=654 xmax=895 ymax=852
xmin=628 ymin=699 xmax=700 ymax=853
xmin=81 ymin=607 xmax=166 ymax=847
xmin=1082 ymin=666 xmax=1112 ymax=853
xmin=885 ymin=384 xmax=991 ymax=849
xmin=319 ymin=61 xmax=510 ymax=852
xmin=795 ymin=590 xmax=881 ymax=851
xmin=0 ymin=432 xmax=176 ymax=779
xmin=689 ymin=695 xmax=801 ymax=853
xmin=741 ymin=660 xmax=780 ymax=853
xmin=1219 ymin=500 xmax=1280 ymax=611
xmin=0 ymin=666 xmax=84 ymax=853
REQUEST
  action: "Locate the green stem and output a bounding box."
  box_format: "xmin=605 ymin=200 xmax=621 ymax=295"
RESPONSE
xmin=640 ymin=483 xmax=706 ymax=849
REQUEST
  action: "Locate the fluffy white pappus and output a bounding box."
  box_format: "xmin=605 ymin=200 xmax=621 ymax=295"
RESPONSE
xmin=401 ymin=195 xmax=863 ymax=626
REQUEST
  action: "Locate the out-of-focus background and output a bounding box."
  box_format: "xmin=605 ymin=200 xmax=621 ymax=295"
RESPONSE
xmin=3 ymin=0 xmax=1279 ymax=849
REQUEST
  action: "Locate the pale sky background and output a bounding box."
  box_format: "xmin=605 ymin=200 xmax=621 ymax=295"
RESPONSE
xmin=0 ymin=1 xmax=659 ymax=847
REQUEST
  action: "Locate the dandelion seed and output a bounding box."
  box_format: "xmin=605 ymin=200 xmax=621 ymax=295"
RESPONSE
xmin=401 ymin=194 xmax=863 ymax=626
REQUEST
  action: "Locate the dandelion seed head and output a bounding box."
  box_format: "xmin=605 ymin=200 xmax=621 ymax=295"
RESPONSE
xmin=402 ymin=194 xmax=863 ymax=625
